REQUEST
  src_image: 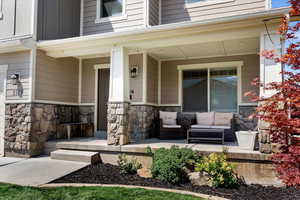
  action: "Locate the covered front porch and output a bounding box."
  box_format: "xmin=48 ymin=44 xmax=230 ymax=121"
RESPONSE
xmin=37 ymin=14 xmax=283 ymax=155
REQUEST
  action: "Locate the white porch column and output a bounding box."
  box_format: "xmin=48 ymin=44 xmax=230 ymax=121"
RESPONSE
xmin=259 ymin=31 xmax=283 ymax=153
xmin=107 ymin=46 xmax=130 ymax=145
xmin=260 ymin=32 xmax=283 ymax=98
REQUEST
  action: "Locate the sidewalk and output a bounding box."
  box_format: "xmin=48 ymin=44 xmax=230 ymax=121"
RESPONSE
xmin=0 ymin=156 xmax=88 ymax=186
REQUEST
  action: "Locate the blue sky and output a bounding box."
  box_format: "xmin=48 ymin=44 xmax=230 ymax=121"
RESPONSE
xmin=272 ymin=0 xmax=290 ymax=8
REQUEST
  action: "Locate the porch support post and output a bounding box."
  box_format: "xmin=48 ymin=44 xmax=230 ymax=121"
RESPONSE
xmin=258 ymin=31 xmax=283 ymax=153
xmin=107 ymin=46 xmax=130 ymax=145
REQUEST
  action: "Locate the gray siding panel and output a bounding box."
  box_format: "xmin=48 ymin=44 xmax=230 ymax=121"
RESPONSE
xmin=37 ymin=0 xmax=80 ymax=40
xmin=161 ymin=0 xmax=266 ymax=24
xmin=0 ymin=51 xmax=31 ymax=101
xmin=149 ymin=0 xmax=159 ymax=26
xmin=83 ymin=0 xmax=145 ymax=35
xmin=0 ymin=0 xmax=16 ymax=39
xmin=15 ymin=0 xmax=33 ymax=37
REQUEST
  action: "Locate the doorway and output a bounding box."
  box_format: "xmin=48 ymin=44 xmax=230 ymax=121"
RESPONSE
xmin=0 ymin=65 xmax=7 ymax=156
xmin=97 ymin=68 xmax=110 ymax=133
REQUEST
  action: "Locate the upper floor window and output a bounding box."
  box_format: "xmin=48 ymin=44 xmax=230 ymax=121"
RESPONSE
xmin=96 ymin=0 xmax=126 ymax=23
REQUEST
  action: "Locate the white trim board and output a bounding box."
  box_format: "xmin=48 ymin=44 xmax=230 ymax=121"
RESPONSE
xmin=177 ymin=61 xmax=243 ymax=112
xmin=0 ymin=65 xmax=8 ymax=157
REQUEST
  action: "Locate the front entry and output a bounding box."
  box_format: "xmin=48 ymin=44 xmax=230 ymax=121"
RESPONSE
xmin=97 ymin=68 xmax=110 ymax=132
xmin=0 ymin=66 xmax=7 ymax=156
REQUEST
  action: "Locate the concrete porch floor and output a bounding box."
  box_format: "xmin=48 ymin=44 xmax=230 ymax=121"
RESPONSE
xmin=45 ymin=137 xmax=270 ymax=161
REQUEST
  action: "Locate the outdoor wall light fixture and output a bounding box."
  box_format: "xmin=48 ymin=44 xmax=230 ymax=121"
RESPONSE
xmin=130 ymin=66 xmax=138 ymax=78
xmin=10 ymin=73 xmax=20 ymax=85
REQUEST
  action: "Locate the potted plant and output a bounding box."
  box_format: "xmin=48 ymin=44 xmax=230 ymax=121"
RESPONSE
xmin=235 ymin=129 xmax=258 ymax=150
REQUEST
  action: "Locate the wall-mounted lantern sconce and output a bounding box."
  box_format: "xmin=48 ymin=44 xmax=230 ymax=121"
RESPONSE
xmin=10 ymin=73 xmax=20 ymax=85
xmin=130 ymin=66 xmax=138 ymax=78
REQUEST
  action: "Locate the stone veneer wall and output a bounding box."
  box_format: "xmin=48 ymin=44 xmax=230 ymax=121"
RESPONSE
xmin=5 ymin=103 xmax=95 ymax=157
xmin=107 ymin=102 xmax=130 ymax=145
xmin=129 ymin=105 xmax=158 ymax=141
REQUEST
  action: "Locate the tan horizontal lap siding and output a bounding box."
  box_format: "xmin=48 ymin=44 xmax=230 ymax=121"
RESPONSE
xmin=130 ymin=54 xmax=143 ymax=102
xmin=83 ymin=0 xmax=145 ymax=35
xmin=161 ymin=54 xmax=259 ymax=105
xmin=81 ymin=57 xmax=110 ymax=104
xmin=0 ymin=51 xmax=31 ymax=101
xmin=35 ymin=50 xmax=79 ymax=103
xmin=147 ymin=55 xmax=158 ymax=104
xmin=161 ymin=0 xmax=266 ymax=24
xmin=81 ymin=54 xmax=143 ymax=103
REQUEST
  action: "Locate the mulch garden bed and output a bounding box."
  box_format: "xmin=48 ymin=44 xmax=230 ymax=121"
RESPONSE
xmin=53 ymin=163 xmax=300 ymax=200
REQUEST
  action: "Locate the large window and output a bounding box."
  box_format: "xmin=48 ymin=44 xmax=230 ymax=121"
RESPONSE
xmin=183 ymin=67 xmax=238 ymax=113
xmin=100 ymin=0 xmax=123 ymax=18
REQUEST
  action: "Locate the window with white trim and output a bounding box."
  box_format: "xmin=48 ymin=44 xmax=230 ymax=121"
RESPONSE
xmin=182 ymin=67 xmax=238 ymax=112
xmin=96 ymin=0 xmax=126 ymax=23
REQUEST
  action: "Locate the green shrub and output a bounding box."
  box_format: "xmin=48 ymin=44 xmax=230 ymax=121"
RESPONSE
xmin=195 ymin=150 xmax=241 ymax=188
xmin=150 ymin=146 xmax=201 ymax=184
xmin=118 ymin=154 xmax=142 ymax=175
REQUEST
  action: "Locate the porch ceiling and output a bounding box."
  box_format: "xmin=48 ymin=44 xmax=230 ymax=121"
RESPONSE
xmin=148 ymin=37 xmax=259 ymax=60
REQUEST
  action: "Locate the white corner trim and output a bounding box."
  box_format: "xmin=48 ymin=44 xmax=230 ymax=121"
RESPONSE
xmin=144 ymin=0 xmax=149 ymax=27
xmin=29 ymin=48 xmax=37 ymax=102
xmin=78 ymin=59 xmax=82 ymax=104
xmin=31 ymin=0 xmax=38 ymax=40
xmin=177 ymin=61 xmax=243 ymax=71
xmin=80 ymin=0 xmax=84 ymax=36
xmin=95 ymin=0 xmax=127 ymax=24
xmin=94 ymin=63 xmax=110 ymax=70
xmin=185 ymin=0 xmax=234 ymax=9
xmin=142 ymin=52 xmax=147 ymax=104
xmin=0 ymin=64 xmax=8 ymax=103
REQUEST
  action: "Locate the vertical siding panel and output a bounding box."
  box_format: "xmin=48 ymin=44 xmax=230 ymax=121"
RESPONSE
xmin=147 ymin=55 xmax=158 ymax=104
xmin=129 ymin=54 xmax=143 ymax=102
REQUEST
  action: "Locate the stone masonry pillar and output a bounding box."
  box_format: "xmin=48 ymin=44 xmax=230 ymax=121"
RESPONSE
xmin=107 ymin=46 xmax=130 ymax=145
xmin=258 ymin=31 xmax=282 ymax=153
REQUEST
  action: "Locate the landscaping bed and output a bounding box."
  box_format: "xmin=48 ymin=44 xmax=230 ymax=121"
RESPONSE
xmin=53 ymin=163 xmax=300 ymax=200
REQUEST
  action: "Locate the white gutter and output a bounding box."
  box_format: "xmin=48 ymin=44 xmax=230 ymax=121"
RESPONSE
xmin=38 ymin=7 xmax=289 ymax=48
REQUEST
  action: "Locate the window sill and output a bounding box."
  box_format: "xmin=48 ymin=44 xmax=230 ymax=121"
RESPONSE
xmin=95 ymin=14 xmax=128 ymax=24
xmin=185 ymin=0 xmax=235 ymax=9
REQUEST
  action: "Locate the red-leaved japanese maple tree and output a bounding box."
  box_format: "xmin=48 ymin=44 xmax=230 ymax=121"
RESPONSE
xmin=246 ymin=0 xmax=300 ymax=187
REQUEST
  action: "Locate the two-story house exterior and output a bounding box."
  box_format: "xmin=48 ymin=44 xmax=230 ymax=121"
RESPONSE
xmin=0 ymin=0 xmax=289 ymax=158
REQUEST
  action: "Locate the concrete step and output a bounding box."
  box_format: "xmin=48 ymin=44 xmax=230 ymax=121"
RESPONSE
xmin=51 ymin=150 xmax=100 ymax=164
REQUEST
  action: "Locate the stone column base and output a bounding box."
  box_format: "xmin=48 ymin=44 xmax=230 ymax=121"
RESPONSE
xmin=107 ymin=102 xmax=130 ymax=145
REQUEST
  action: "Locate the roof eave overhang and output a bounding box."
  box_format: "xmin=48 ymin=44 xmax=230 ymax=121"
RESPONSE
xmin=37 ymin=7 xmax=290 ymax=58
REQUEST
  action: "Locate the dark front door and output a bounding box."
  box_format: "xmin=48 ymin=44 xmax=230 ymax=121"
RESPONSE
xmin=97 ymin=68 xmax=110 ymax=131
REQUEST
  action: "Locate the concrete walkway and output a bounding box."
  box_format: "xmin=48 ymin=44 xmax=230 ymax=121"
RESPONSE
xmin=0 ymin=157 xmax=25 ymax=166
xmin=0 ymin=156 xmax=88 ymax=186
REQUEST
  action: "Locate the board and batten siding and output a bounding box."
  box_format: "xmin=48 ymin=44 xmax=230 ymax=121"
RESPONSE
xmin=0 ymin=51 xmax=31 ymax=101
xmin=161 ymin=0 xmax=266 ymax=24
xmin=35 ymin=50 xmax=79 ymax=103
xmin=37 ymin=0 xmax=80 ymax=41
xmin=147 ymin=55 xmax=158 ymax=104
xmin=161 ymin=54 xmax=259 ymax=105
xmin=0 ymin=0 xmax=34 ymax=40
xmin=83 ymin=0 xmax=145 ymax=35
xmin=149 ymin=0 xmax=159 ymax=26
xmin=129 ymin=54 xmax=143 ymax=102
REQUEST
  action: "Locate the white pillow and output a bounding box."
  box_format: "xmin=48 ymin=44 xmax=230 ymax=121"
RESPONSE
xmin=214 ymin=112 xmax=233 ymax=126
xmin=196 ymin=112 xmax=214 ymax=126
xmin=159 ymin=111 xmax=177 ymax=125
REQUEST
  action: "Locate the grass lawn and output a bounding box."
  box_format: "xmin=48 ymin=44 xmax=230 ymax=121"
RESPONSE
xmin=0 ymin=183 xmax=205 ymax=200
